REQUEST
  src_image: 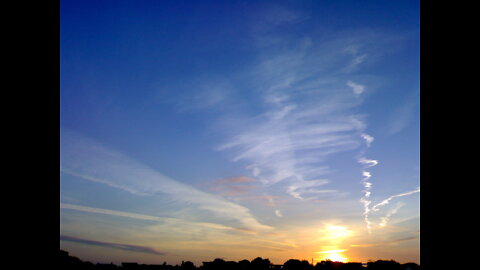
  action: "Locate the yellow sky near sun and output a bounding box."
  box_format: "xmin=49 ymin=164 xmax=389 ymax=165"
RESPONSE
xmin=61 ymin=205 xmax=419 ymax=265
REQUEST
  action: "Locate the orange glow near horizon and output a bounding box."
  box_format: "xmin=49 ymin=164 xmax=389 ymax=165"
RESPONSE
xmin=316 ymin=250 xmax=349 ymax=263
xmin=312 ymin=224 xmax=354 ymax=264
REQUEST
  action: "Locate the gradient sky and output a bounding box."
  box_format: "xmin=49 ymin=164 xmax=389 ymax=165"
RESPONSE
xmin=60 ymin=0 xmax=419 ymax=266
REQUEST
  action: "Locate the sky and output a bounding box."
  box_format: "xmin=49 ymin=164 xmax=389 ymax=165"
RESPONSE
xmin=60 ymin=0 xmax=420 ymax=266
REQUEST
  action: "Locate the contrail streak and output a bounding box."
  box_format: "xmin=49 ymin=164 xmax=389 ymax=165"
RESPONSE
xmin=360 ymin=170 xmax=374 ymax=234
xmin=358 ymin=133 xmax=377 ymax=234
xmin=371 ymin=187 xmax=420 ymax=212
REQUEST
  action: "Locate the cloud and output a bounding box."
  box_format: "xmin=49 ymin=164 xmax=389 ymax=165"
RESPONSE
xmin=215 ymin=34 xmax=372 ymax=201
xmin=216 ymin=176 xmax=257 ymax=184
xmin=357 ymin=146 xmax=379 ymax=234
xmin=358 ymin=157 xmax=378 ymax=168
xmin=60 ymin=203 xmax=262 ymax=235
xmin=61 ymin=203 xmax=164 ymax=222
xmin=60 ymin=129 xmax=273 ymax=232
xmin=347 ymin=80 xmax=365 ymax=95
xmin=361 ymin=133 xmax=375 ymax=147
xmin=203 ymin=176 xmax=259 ymax=198
xmin=60 ymin=235 xmax=165 ymax=255
xmin=379 ymin=202 xmax=405 ymax=228
xmin=350 ymin=235 xmax=418 ymax=248
xmin=387 ymin=94 xmax=419 ymax=135
xmin=345 ymin=54 xmax=368 ymax=71
xmin=371 ymin=187 xmax=420 ymax=212
xmin=249 ymin=5 xmax=304 ymax=47
xmin=286 ymin=179 xmax=331 ymax=200
xmin=156 ymin=77 xmax=237 ymax=113
xmin=359 ymin=170 xmax=374 ymax=234
xmin=218 ymin=98 xmax=364 ymax=200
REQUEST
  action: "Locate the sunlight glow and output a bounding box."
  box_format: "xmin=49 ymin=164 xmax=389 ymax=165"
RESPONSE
xmin=317 ymin=250 xmax=349 ymax=263
xmin=326 ymin=225 xmax=351 ymax=240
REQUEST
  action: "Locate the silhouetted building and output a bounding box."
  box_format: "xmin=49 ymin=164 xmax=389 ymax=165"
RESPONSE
xmin=122 ymin=262 xmax=140 ymax=270
xmin=366 ymin=260 xmax=401 ymax=270
xmin=341 ymin=262 xmax=363 ymax=270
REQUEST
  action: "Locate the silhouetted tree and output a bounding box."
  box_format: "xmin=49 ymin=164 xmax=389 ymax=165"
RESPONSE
xmin=251 ymin=257 xmax=271 ymax=270
xmin=181 ymin=261 xmax=196 ymax=270
xmin=238 ymin=259 xmax=250 ymax=270
xmin=401 ymin=262 xmax=420 ymax=270
xmin=283 ymin=259 xmax=313 ymax=270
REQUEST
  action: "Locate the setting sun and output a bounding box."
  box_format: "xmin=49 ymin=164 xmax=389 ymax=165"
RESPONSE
xmin=317 ymin=250 xmax=349 ymax=263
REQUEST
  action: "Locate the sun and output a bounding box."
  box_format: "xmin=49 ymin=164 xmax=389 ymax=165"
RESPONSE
xmin=317 ymin=250 xmax=349 ymax=263
xmin=323 ymin=252 xmax=348 ymax=263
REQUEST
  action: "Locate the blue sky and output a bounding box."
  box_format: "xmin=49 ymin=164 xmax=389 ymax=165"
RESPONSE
xmin=60 ymin=0 xmax=419 ymax=265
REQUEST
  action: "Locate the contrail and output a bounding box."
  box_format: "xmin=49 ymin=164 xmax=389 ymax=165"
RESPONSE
xmin=358 ymin=133 xmax=377 ymax=234
xmin=371 ymin=187 xmax=420 ymax=212
xmin=379 ymin=202 xmax=405 ymax=227
xmin=360 ymin=170 xmax=374 ymax=234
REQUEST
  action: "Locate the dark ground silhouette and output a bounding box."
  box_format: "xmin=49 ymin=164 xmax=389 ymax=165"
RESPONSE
xmin=60 ymin=250 xmax=420 ymax=270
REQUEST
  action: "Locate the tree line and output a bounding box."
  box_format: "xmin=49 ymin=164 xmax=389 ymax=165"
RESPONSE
xmin=60 ymin=250 xmax=420 ymax=270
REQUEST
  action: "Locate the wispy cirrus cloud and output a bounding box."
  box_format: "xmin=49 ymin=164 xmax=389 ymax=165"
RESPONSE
xmin=347 ymin=80 xmax=365 ymax=95
xmin=60 ymin=203 xmax=263 ymax=235
xmin=204 ymin=176 xmax=258 ymax=197
xmin=60 ymin=129 xmax=273 ymax=233
xmin=387 ymin=95 xmax=419 ymax=135
xmin=216 ymin=20 xmax=389 ymax=204
xmin=350 ymin=235 xmax=418 ymax=248
xmin=61 ymin=203 xmax=165 ymax=222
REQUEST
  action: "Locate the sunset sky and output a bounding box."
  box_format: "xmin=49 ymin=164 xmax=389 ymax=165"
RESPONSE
xmin=60 ymin=0 xmax=419 ymax=266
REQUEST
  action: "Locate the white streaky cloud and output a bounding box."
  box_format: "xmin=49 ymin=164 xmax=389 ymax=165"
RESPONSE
xmin=287 ymin=185 xmax=303 ymax=200
xmin=361 ymin=133 xmax=375 ymax=147
xmin=347 ymin=80 xmax=365 ymax=95
xmin=286 ymin=179 xmax=331 ymax=200
xmin=61 ymin=203 xmax=259 ymax=234
xmin=60 ymin=129 xmax=273 ymax=232
xmin=275 ymin=209 xmax=283 ymax=217
xmin=387 ymin=95 xmax=418 ymax=135
xmin=162 ymin=77 xmax=237 ymax=113
xmin=348 ymin=54 xmax=368 ymax=70
xmin=219 ymin=101 xmax=365 ymax=194
xmin=61 ymin=203 xmax=164 ymax=222
xmin=357 ymin=135 xmax=377 ymax=233
xmin=215 ymin=27 xmax=395 ymax=201
xmin=371 ymin=187 xmax=420 ymax=212
xmin=359 ymin=170 xmax=374 ymax=234
xmin=358 ymin=157 xmax=378 ymax=168
xmin=378 ymin=202 xmax=405 ymax=228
